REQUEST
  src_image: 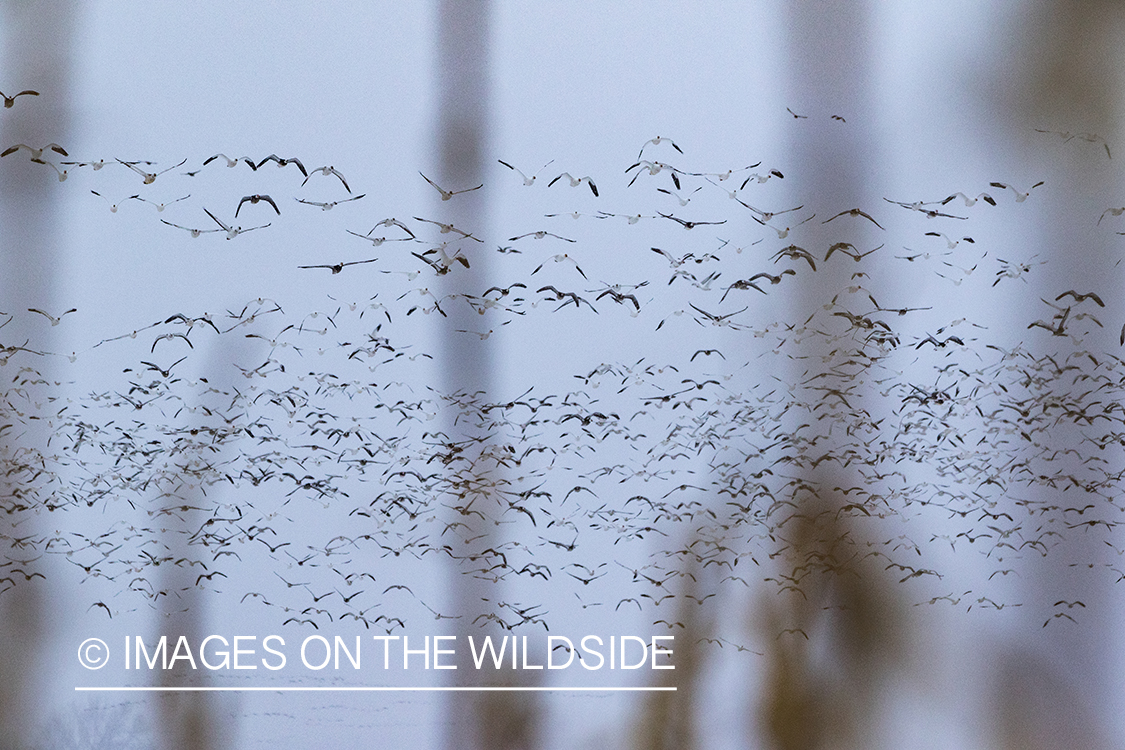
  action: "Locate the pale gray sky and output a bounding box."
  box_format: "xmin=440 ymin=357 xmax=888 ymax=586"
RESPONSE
xmin=6 ymin=2 xmax=1125 ymax=748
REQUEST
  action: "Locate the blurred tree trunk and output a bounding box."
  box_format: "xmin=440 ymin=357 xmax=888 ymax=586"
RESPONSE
xmin=0 ymin=1 xmax=73 ymax=746
xmin=433 ymin=2 xmax=542 ymax=748
xmin=153 ymin=341 xmax=242 ymax=750
xmin=758 ymin=4 xmax=908 ymax=748
xmin=989 ymin=4 xmax=1121 ymax=748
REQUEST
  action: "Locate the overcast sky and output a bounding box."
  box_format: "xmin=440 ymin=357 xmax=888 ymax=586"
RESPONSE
xmin=5 ymin=2 xmax=1125 ymax=748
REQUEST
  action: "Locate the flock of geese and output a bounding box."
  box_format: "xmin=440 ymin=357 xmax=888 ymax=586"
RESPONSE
xmin=2 ymin=88 xmax=1124 ymax=641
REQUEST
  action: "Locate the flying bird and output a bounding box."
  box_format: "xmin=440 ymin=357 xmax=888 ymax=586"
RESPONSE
xmin=1055 ymin=290 xmax=1104 ymax=307
xmin=772 ymin=244 xmax=817 ymax=271
xmin=509 ymin=230 xmax=576 ymax=242
xmin=596 ymin=289 xmax=641 ymax=312
xmin=637 ymin=135 xmax=684 ymax=160
xmin=738 ymin=169 xmax=785 ymax=188
xmin=825 ymin=242 xmax=883 ymax=262
xmin=0 ymin=89 xmax=38 ymax=108
xmin=117 ymin=158 xmax=187 ymax=184
xmin=1 ymin=143 xmax=67 ymax=159
xmin=941 ymin=191 xmax=996 ymax=207
xmin=990 ymin=180 xmax=1044 ymax=202
xmin=657 ymin=212 xmax=726 ymax=230
xmin=30 ymin=158 xmax=67 ymax=181
xmin=719 ymin=279 xmax=765 ymax=302
xmin=415 ymin=216 xmax=483 ymax=241
xmin=548 ymin=172 xmax=598 ymax=197
xmin=689 ymin=303 xmax=748 ymax=329
xmin=236 ymin=194 xmax=281 ymax=217
xmin=202 ymin=153 xmax=257 ymax=170
xmin=369 ymin=217 xmax=416 ymax=238
xmin=497 ymin=159 xmax=554 ymax=185
xmin=412 ymin=246 xmax=470 ymax=275
xmin=657 ymin=187 xmax=701 ymax=205
xmin=822 ymin=208 xmax=884 ymax=229
xmin=160 ymin=220 xmax=221 ymax=238
xmin=256 ymin=154 xmax=308 ymax=176
xmin=1034 ymin=128 xmax=1111 ymax=159
xmin=299 ymin=258 xmax=379 ymax=274
xmin=203 ymin=207 xmax=270 ymax=240
xmin=302 ymin=165 xmax=351 ymax=192
xmin=60 ymin=159 xmax=109 ymax=171
xmin=295 ymin=194 xmax=366 ymax=210
xmin=27 ymin=307 xmax=76 ymax=326
xmin=1098 ymin=207 xmax=1125 ymax=225
xmin=884 ymin=197 xmax=967 ymax=220
xmin=419 ymin=172 xmax=482 ymax=201
xmin=924 ymin=232 xmax=975 ymax=248
xmin=346 ymin=230 xmax=412 ymax=246
xmin=131 ymin=194 xmax=190 ymax=212
xmin=90 ymin=190 xmax=138 ymax=213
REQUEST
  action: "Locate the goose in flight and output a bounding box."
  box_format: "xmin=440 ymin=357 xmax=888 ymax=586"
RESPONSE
xmin=160 ymin=220 xmax=221 ymax=237
xmin=637 ymin=135 xmax=683 ymax=160
xmin=256 ymin=154 xmax=308 ymax=176
xmin=346 ymin=230 xmax=412 ymax=246
xmin=203 ymin=207 xmax=270 ymax=239
xmin=60 ymin=158 xmax=109 ymax=171
xmin=295 ymin=194 xmax=366 ymax=210
xmin=823 ymin=207 xmax=884 ymax=230
xmin=412 ymin=245 xmax=470 ymax=275
xmin=0 ymin=89 xmax=38 ymax=108
xmin=658 ymin=212 xmax=726 ymax=230
xmin=299 ymin=257 xmax=379 ymax=274
xmin=302 ymin=165 xmax=351 ymax=192
xmin=548 ymin=172 xmax=598 ymax=197
xmin=532 ymin=252 xmax=587 ymax=280
xmin=1055 ymin=290 xmax=1104 ymax=307
xmin=941 ymin=191 xmax=996 ymax=207
xmin=884 ymin=197 xmax=966 ymax=220
xmin=990 ymin=180 xmax=1044 ymax=202
xmin=924 ymin=232 xmax=974 ymax=248
xmin=824 ymin=242 xmax=883 ymax=262
xmin=772 ymin=244 xmax=817 ymax=270
xmin=625 ymin=160 xmax=684 ymax=188
xmin=236 ymin=194 xmax=280 ymax=217
xmin=595 ymin=289 xmax=641 ymax=312
xmin=1 ymin=142 xmax=67 ymax=159
xmin=132 ymin=194 xmax=190 ymax=212
xmin=117 ymin=158 xmax=186 ymax=184
xmin=497 ymin=158 xmax=554 ymax=185
xmin=1034 ymin=129 xmax=1111 ymax=159
xmin=415 ymin=216 xmax=483 ymax=241
xmin=738 ymin=169 xmax=784 ymax=187
xmin=369 ymin=217 xmax=416 ymax=238
xmin=657 ymin=188 xmax=697 ymax=206
xmin=202 ymin=153 xmax=257 ymax=170
xmin=597 ymin=211 xmax=653 ymax=225
xmin=90 ymin=190 xmax=138 ymax=213
xmin=1098 ymin=207 xmax=1125 ymax=225
xmin=420 ymin=172 xmax=482 ymax=200
xmin=509 ymin=230 xmax=576 ymax=242
xmin=689 ymin=303 xmax=748 ymax=329
xmin=30 ymin=158 xmax=67 ymax=181
xmin=735 ymin=197 xmax=803 ymax=223
xmin=28 ymin=307 xmax=76 ymax=326
xmin=720 ymin=279 xmax=766 ymax=302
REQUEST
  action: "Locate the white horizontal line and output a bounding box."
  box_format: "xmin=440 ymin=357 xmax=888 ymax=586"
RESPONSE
xmin=75 ymin=686 xmax=675 ymax=693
